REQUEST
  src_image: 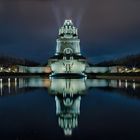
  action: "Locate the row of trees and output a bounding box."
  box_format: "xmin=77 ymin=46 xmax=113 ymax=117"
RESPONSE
xmin=0 ymin=56 xmax=40 ymax=67
xmin=95 ymin=54 xmax=140 ymax=67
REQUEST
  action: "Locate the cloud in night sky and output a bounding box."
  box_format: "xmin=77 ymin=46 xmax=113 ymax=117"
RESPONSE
xmin=0 ymin=0 xmax=140 ymax=63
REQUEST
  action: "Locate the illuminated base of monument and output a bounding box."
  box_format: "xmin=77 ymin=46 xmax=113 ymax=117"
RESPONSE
xmin=48 ymin=55 xmax=87 ymax=78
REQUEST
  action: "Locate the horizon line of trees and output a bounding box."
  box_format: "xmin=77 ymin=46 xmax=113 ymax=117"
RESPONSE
xmin=0 ymin=55 xmax=40 ymax=67
xmin=0 ymin=53 xmax=140 ymax=68
xmin=95 ymin=54 xmax=140 ymax=67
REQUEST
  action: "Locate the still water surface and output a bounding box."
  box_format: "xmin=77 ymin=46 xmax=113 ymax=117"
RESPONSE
xmin=0 ymin=77 xmax=140 ymax=140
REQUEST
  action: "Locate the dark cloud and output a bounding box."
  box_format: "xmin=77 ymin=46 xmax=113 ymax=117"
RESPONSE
xmin=0 ymin=0 xmax=139 ymax=63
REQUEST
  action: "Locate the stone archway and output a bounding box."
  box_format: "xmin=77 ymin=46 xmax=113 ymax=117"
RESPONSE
xmin=63 ymin=48 xmax=73 ymax=54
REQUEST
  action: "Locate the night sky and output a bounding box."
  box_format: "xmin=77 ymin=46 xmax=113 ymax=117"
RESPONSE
xmin=0 ymin=0 xmax=140 ymax=63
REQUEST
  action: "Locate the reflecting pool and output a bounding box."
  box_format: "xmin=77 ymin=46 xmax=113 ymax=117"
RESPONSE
xmin=0 ymin=77 xmax=140 ymax=140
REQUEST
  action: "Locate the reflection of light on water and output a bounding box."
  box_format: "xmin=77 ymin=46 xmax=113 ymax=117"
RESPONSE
xmin=43 ymin=79 xmax=51 ymax=88
xmin=19 ymin=78 xmax=23 ymax=88
xmin=119 ymin=80 xmax=122 ymax=88
xmin=125 ymin=80 xmax=128 ymax=89
xmin=86 ymin=79 xmax=108 ymax=88
xmin=8 ymin=78 xmax=11 ymax=94
xmin=15 ymin=78 xmax=17 ymax=92
xmin=0 ymin=77 xmax=139 ymax=98
xmin=55 ymin=95 xmax=81 ymax=136
xmin=50 ymin=79 xmax=86 ymax=95
xmin=52 ymin=79 xmax=83 ymax=136
xmin=63 ymin=98 xmax=73 ymax=106
xmin=133 ymin=82 xmax=136 ymax=90
xmin=0 ymin=79 xmax=3 ymax=96
xmin=110 ymin=80 xmax=118 ymax=88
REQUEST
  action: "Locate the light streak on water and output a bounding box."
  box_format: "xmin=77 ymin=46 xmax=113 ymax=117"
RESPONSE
xmin=0 ymin=79 xmax=2 ymax=96
xmin=8 ymin=78 xmax=11 ymax=94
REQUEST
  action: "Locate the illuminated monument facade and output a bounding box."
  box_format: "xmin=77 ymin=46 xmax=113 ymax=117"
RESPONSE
xmin=48 ymin=20 xmax=87 ymax=76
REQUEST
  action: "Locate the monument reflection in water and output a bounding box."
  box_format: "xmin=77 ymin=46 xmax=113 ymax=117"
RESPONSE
xmin=48 ymin=79 xmax=87 ymax=136
xmin=0 ymin=77 xmax=87 ymax=136
xmin=0 ymin=77 xmax=140 ymax=138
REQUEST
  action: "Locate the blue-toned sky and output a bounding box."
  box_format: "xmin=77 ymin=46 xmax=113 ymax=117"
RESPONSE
xmin=0 ymin=0 xmax=140 ymax=63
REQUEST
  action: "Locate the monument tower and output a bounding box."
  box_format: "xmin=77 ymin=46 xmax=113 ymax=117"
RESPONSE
xmin=48 ymin=20 xmax=87 ymax=77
